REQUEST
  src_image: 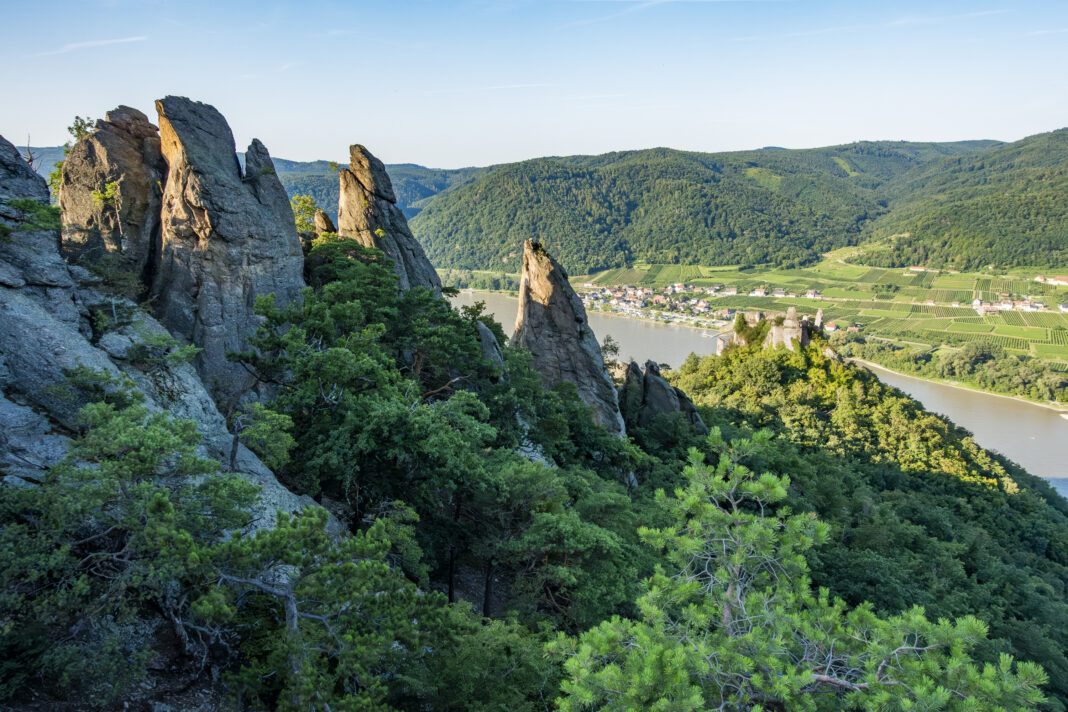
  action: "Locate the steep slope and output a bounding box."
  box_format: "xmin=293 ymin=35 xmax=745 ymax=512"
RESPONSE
xmin=855 ymin=128 xmax=1068 ymax=269
xmin=409 ymin=141 xmax=998 ymax=273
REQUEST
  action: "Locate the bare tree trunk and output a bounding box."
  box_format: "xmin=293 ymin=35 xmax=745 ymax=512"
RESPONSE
xmin=482 ymin=560 xmax=494 ymax=618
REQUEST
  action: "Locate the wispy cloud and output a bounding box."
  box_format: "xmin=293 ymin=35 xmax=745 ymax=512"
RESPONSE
xmin=33 ymin=35 xmax=148 ymax=57
xmin=1029 ymin=27 xmax=1068 ymax=35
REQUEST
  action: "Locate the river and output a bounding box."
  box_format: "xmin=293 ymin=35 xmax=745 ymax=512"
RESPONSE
xmin=452 ymin=291 xmax=1068 ymax=496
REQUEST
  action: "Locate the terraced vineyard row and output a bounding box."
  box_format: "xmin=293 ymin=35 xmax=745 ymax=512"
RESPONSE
xmin=575 ymin=258 xmax=1068 ymax=364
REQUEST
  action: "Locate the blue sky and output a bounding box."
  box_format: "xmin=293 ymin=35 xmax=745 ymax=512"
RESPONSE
xmin=2 ymin=0 xmax=1066 ymax=167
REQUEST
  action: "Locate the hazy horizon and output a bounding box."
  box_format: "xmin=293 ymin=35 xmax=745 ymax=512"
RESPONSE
xmin=3 ymin=0 xmax=1067 ymax=168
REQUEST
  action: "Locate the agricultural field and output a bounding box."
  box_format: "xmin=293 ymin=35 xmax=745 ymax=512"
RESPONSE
xmin=574 ymin=257 xmax=1068 ymax=364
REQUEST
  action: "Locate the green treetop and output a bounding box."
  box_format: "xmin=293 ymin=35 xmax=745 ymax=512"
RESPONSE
xmin=550 ymin=429 xmax=1048 ymax=711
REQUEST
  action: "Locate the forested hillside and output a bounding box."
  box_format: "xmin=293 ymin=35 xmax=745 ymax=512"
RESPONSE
xmin=410 ymin=141 xmax=998 ymax=273
xmin=853 ymin=129 xmax=1068 ymax=270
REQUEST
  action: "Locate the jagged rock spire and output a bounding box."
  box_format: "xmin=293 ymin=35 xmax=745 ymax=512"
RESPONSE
xmin=152 ymin=96 xmax=306 ymax=410
xmin=57 ymin=106 xmax=166 ymax=278
xmin=337 ymin=144 xmax=441 ymax=294
xmin=511 ymin=239 xmax=624 ymax=434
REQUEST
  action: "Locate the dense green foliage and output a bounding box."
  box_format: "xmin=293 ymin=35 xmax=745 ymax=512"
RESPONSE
xmin=833 ymin=334 xmax=1068 ymax=404
xmin=439 ymin=267 xmax=521 ymax=292
xmin=550 ymin=436 xmax=1047 ymax=711
xmin=673 ymin=343 xmax=1068 ymax=706
xmin=4 ymin=235 xmax=1067 ymax=709
xmin=408 ymin=141 xmax=1001 ymax=273
xmin=854 ymin=129 xmax=1068 ymax=270
xmin=289 ymin=193 xmax=319 ymax=233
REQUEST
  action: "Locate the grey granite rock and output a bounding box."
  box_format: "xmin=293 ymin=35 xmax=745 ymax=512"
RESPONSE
xmin=618 ymin=360 xmax=708 ymax=434
xmin=152 ymin=96 xmax=306 ymax=411
xmin=337 ymin=144 xmax=441 ymax=294
xmin=57 ymin=106 xmax=166 ymax=278
xmin=511 ymin=240 xmax=624 ymax=434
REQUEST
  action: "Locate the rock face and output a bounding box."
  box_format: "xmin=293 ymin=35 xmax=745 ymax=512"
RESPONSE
xmin=0 ymin=133 xmax=313 ymax=528
xmin=313 ymin=209 xmax=336 ymax=236
xmin=618 ymin=360 xmax=708 ymax=434
xmin=511 ymin=240 xmax=625 ymax=434
xmin=764 ymin=306 xmax=810 ymax=351
xmin=476 ymin=321 xmax=506 ymax=377
xmin=57 ymin=106 xmax=166 ymax=280
xmin=152 ymin=96 xmax=306 ymax=410
xmin=337 ymin=145 xmax=441 ymax=294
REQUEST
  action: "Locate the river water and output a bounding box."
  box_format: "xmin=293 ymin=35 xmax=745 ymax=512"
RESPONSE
xmin=452 ymin=291 xmax=1068 ymax=495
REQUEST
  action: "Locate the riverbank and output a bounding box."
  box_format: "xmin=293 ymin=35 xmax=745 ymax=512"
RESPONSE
xmin=456 ymin=289 xmax=1068 ymax=414
xmin=850 ymin=358 xmax=1068 ymax=414
xmin=457 ymin=288 xmax=729 ymax=335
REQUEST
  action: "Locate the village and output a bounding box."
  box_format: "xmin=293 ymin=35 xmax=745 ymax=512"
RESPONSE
xmin=579 ymin=277 xmax=1068 ymax=329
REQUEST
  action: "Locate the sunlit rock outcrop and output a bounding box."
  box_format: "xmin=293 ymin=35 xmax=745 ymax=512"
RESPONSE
xmin=511 ymin=239 xmax=624 ymax=434
xmin=57 ymin=106 xmax=166 ymax=280
xmin=337 ymin=144 xmax=441 ymax=294
xmin=151 ymin=96 xmax=306 ymax=409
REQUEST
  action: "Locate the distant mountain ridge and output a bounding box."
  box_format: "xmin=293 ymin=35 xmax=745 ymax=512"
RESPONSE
xmin=409 ymin=139 xmax=1005 ymax=272
xmin=30 ymin=129 xmax=1068 ymax=273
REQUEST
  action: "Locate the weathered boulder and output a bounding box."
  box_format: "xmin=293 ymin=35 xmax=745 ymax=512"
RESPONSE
xmin=618 ymin=360 xmax=708 ymax=434
xmin=57 ymin=106 xmax=165 ymax=281
xmin=476 ymin=320 xmax=506 ymax=377
xmin=314 ymin=209 xmax=336 ymax=236
xmin=337 ymin=144 xmax=441 ymax=294
xmin=151 ymin=96 xmax=306 ymax=410
xmin=511 ymin=240 xmax=624 ymax=434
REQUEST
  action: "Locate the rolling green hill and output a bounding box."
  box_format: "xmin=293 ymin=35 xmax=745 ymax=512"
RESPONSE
xmin=853 ymin=129 xmax=1068 ymax=270
xmin=35 ymin=128 xmax=1067 ymax=274
xmin=407 ymin=140 xmax=1001 ymax=273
